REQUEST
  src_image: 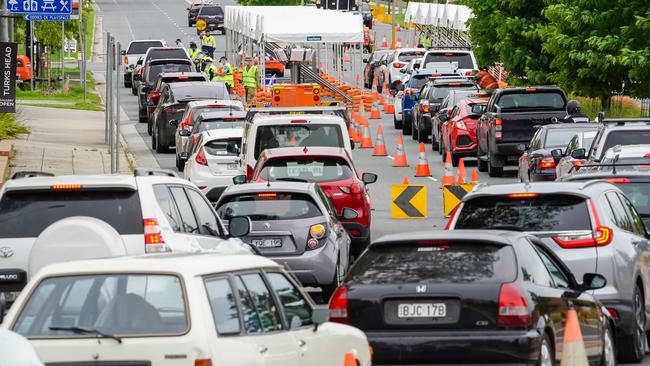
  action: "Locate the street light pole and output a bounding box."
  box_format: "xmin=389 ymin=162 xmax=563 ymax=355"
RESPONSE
xmin=390 ymin=0 xmax=395 ymax=50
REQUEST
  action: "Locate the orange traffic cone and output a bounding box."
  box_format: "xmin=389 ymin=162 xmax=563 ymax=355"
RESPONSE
xmin=372 ymin=79 xmax=379 ymax=99
xmin=441 ymin=152 xmax=455 ymax=186
xmin=344 ymin=353 xmax=357 ymax=366
xmin=348 ymin=124 xmax=356 ymax=142
xmin=373 ymin=125 xmax=388 ymax=156
xmin=381 ymin=34 xmax=388 ymax=48
xmin=360 ymin=122 xmax=373 ymax=149
xmin=386 ymin=92 xmax=395 ymax=114
xmin=353 ymin=122 xmax=362 ymax=144
xmin=560 ymin=308 xmax=589 ymax=366
xmin=393 ymin=133 xmax=408 ymax=167
xmin=457 ymin=158 xmax=466 ymax=184
xmin=402 ymin=176 xmax=410 ymax=184
xmin=396 ymin=24 xmax=402 ymax=32
xmin=414 ymin=142 xmax=431 ymax=177
xmin=470 ymin=168 xmax=479 ymax=184
xmin=370 ymin=101 xmax=381 ymax=119
xmin=396 ymin=37 xmax=402 ymax=48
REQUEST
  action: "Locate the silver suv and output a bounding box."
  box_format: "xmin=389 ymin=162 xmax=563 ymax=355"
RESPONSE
xmin=570 ymin=119 xmax=650 ymax=163
xmin=447 ymin=181 xmax=650 ymax=363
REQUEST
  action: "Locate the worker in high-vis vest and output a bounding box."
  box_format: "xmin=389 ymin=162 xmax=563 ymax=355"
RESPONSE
xmin=200 ymin=31 xmax=216 ymax=58
xmin=219 ymin=56 xmax=234 ymax=93
xmin=204 ymin=58 xmax=219 ymax=82
xmin=188 ymin=41 xmax=201 ymax=61
xmin=420 ymin=32 xmax=431 ymax=49
xmin=242 ymin=56 xmax=259 ymax=103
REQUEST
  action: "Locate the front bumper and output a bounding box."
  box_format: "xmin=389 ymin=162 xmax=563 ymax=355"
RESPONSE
xmin=452 ymin=130 xmax=477 ymax=155
xmin=600 ymin=299 xmax=634 ymax=338
xmin=0 ymin=268 xmax=27 ymax=292
xmin=367 ymin=329 xmax=542 ymax=365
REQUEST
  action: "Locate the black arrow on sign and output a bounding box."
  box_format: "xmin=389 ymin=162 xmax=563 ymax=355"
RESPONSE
xmin=394 ymin=186 xmax=425 ymax=218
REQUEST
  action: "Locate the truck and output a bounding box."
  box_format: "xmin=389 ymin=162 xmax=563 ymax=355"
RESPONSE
xmin=476 ymin=86 xmax=568 ymax=177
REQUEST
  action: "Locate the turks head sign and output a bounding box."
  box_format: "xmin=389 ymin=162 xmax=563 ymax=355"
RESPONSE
xmin=0 ymin=42 xmax=17 ymax=113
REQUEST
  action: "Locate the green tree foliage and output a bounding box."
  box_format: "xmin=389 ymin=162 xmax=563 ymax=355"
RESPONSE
xmin=619 ymin=3 xmax=650 ymax=98
xmin=238 ymin=0 xmax=300 ymax=5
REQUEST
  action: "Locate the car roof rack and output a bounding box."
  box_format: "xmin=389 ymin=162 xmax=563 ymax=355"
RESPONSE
xmin=11 ymin=171 xmax=55 ymax=180
xmin=134 ymin=168 xmax=178 ymax=177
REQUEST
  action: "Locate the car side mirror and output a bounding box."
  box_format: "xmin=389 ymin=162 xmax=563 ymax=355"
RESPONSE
xmin=439 ymin=110 xmax=448 ymax=122
xmin=362 ymin=58 xmax=368 ymax=63
xmin=311 ymin=305 xmax=329 ymax=332
xmin=350 ymin=139 xmax=355 ymax=150
xmin=179 ymin=129 xmax=191 ymax=137
xmin=579 ymin=273 xmax=606 ymax=291
xmin=228 ymin=216 xmax=251 ymax=238
xmin=341 ymin=208 xmax=359 ymax=220
xmin=361 ymin=172 xmax=377 ymax=185
xmin=551 ymin=148 xmax=564 ymax=160
xmin=571 ymin=148 xmax=586 ymax=160
xmin=120 ymin=50 xmax=126 ymax=56
xmin=232 ymin=174 xmax=247 ymax=185
xmin=399 ymin=68 xmax=406 ymax=73
xmin=169 ymin=119 xmax=179 ymax=128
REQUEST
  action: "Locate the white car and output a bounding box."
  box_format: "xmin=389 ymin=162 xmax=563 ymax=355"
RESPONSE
xmin=394 ymin=57 xmax=423 ymax=125
xmin=122 ymin=40 xmax=166 ymax=88
xmin=184 ymin=128 xmax=244 ymax=202
xmin=1 ymin=253 xmax=372 ymax=366
xmin=0 ymin=169 xmax=240 ymax=302
xmin=387 ymin=48 xmax=426 ymax=86
xmin=419 ymin=49 xmax=478 ymax=77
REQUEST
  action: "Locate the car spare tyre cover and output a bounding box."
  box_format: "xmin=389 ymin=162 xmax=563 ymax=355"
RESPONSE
xmin=29 ymin=216 xmax=128 ymax=277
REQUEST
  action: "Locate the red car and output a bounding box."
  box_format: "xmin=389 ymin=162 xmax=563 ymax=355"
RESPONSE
xmin=441 ymin=97 xmax=489 ymax=166
xmin=250 ymin=146 xmax=377 ymax=257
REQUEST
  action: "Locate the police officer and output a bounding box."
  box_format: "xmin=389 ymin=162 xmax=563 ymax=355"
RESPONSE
xmin=219 ymin=56 xmax=234 ymax=94
xmin=564 ymin=100 xmax=590 ymax=123
xmin=200 ymin=31 xmax=216 ymax=58
xmin=242 ymin=56 xmax=259 ymax=103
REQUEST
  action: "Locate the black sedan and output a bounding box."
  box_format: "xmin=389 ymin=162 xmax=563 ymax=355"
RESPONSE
xmin=329 ymin=230 xmax=615 ymax=365
xmin=518 ymin=123 xmax=599 ymax=182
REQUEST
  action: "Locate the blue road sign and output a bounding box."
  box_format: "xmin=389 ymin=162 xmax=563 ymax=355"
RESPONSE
xmin=7 ymin=0 xmax=72 ymax=15
xmin=24 ymin=13 xmax=70 ymax=20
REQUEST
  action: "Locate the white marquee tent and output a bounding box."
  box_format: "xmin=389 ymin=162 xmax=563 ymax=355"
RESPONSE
xmin=404 ymin=2 xmax=473 ymax=32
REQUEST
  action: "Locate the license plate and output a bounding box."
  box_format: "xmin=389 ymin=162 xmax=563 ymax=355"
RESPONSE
xmin=397 ymin=303 xmax=446 ymax=318
xmin=251 ymin=238 xmax=282 ymax=248
xmin=227 ymin=163 xmax=239 ymax=170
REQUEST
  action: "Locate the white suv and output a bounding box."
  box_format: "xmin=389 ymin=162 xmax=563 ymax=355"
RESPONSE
xmin=122 ymin=40 xmax=166 ymax=88
xmin=0 ymin=169 xmax=240 ymax=301
xmin=2 ymin=253 xmax=372 ymax=366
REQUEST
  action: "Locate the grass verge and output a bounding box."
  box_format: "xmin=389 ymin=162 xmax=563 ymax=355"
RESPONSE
xmin=0 ymin=114 xmax=29 ymax=140
xmin=17 ymin=72 xmax=101 ymax=105
xmin=20 ymin=102 xmax=104 ymax=112
xmin=573 ymin=95 xmax=645 ymax=119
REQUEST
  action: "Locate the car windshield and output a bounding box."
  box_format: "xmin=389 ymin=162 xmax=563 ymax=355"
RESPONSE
xmin=146 ymin=49 xmax=188 ymax=61
xmin=173 ymin=85 xmax=227 ymax=101
xmin=372 ymin=52 xmax=389 ymax=62
xmin=260 ymin=157 xmax=353 ymax=183
xmin=13 ymin=274 xmax=187 ymax=337
xmin=545 ymin=130 xmax=583 ymax=148
xmin=0 ymin=190 xmax=143 ymax=238
xmin=616 ymin=182 xmax=650 ymax=216
xmin=601 ymin=131 xmax=650 ymax=158
xmin=347 ymin=242 xmax=516 ymax=285
xmin=204 ymin=138 xmax=241 ymax=157
xmin=127 ymin=41 xmax=164 ymax=55
xmin=254 ymin=124 xmax=344 ymax=159
xmin=455 ymin=194 xmax=591 ymax=232
xmin=496 ymin=91 xmax=566 ymax=110
xmin=424 ymin=52 xmax=474 ymax=69
xmin=147 ymin=64 xmax=192 ymax=83
xmin=398 ymin=51 xmax=425 ymax=62
xmin=198 ymin=120 xmax=245 ymax=132
xmin=217 ymin=192 xmax=322 ymax=221
xmin=409 ymin=75 xmax=430 ymax=90
xmin=200 ymin=6 xmax=223 ymax=15
xmin=430 ymin=85 xmax=476 ymax=101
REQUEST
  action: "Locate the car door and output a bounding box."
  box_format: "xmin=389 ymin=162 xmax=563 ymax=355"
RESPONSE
xmin=185 ymin=186 xmax=229 ymax=248
xmin=167 ymin=185 xmax=206 ymax=250
xmin=152 ymin=184 xmax=201 ymax=252
xmin=520 ymin=128 xmax=542 ymax=181
xmin=233 ymin=272 xmax=302 ymax=366
xmin=443 ymin=106 xmax=460 ymax=150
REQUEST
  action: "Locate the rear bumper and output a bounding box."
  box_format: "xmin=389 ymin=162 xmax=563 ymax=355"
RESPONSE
xmin=0 ymin=268 xmax=27 ymax=292
xmin=269 ymin=243 xmax=337 ymax=286
xmin=367 ymin=329 xmax=541 ymax=365
xmin=530 ymin=170 xmax=556 ymax=182
xmin=491 ymin=142 xmax=527 ymax=157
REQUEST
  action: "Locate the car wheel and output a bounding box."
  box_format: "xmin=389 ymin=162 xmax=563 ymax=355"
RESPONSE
xmin=619 ymin=285 xmax=645 ymax=363
xmin=151 ymin=127 xmax=157 ymax=149
xmin=351 ymin=236 xmax=370 ymax=262
xmin=440 ymin=138 xmax=446 ymax=162
xmin=138 ymin=109 xmax=147 ymax=123
xmin=393 ymin=112 xmax=402 ymax=129
xmin=477 ymin=143 xmax=488 ymax=172
xmin=147 ymin=120 xmax=153 ymax=136
xmin=221 ymin=29 xmax=226 ymax=35
xmin=487 ymin=152 xmax=504 ymax=177
xmin=124 ymin=80 xmax=132 ymax=88
xmin=431 ymin=129 xmax=438 ymax=151
xmin=155 ymin=131 xmax=169 ymax=154
xmin=537 ymin=333 xmax=554 ymax=366
xmin=176 ymin=155 xmax=185 ymax=172
xmin=411 ymin=116 xmax=418 ymax=140
xmin=402 ymin=114 xmax=412 ymax=135
xmin=131 ymin=84 xmax=137 ymax=95
xmin=451 ymin=151 xmax=460 ymax=167
xmin=418 ymin=123 xmax=428 ymax=143
xmin=600 ymin=323 xmax=615 ymax=366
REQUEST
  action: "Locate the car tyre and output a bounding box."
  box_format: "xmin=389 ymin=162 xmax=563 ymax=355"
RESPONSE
xmin=600 ymin=322 xmax=616 ymax=366
xmin=431 ymin=128 xmax=438 ymax=151
xmin=393 ymin=112 xmax=402 ymax=129
xmin=402 ymin=114 xmax=412 ymax=136
xmin=124 ymin=80 xmax=132 ymax=88
xmin=451 ymin=151 xmax=460 ymax=167
xmin=131 ymin=84 xmax=137 ymax=95
xmin=188 ymin=20 xmax=192 ymax=27
xmin=440 ymin=138 xmax=446 ymax=162
xmin=411 ymin=116 xmax=418 ymax=140
xmin=418 ymin=122 xmax=428 ymax=143
xmin=537 ymin=333 xmax=554 ymax=366
xmin=138 ymin=109 xmax=148 ymax=123
xmin=487 ymin=152 xmax=504 ymax=177
xmin=176 ymin=155 xmax=185 ymax=172
xmin=155 ymin=130 xmax=169 ymax=154
xmin=619 ymin=285 xmax=645 ymax=363
xmin=151 ymin=127 xmax=157 ymax=150
xmin=477 ymin=143 xmax=488 ymax=172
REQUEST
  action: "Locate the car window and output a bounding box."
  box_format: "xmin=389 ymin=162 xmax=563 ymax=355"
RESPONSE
xmin=618 ymin=193 xmax=647 ymax=235
xmin=204 ymin=277 xmax=240 ymax=335
xmin=266 ymin=273 xmax=313 ymax=328
xmin=533 ymin=243 xmax=570 ymax=288
xmin=153 ymin=185 xmax=182 ymax=232
xmin=186 ymin=188 xmax=221 ymax=236
xmin=605 ymin=192 xmax=633 ymax=231
xmin=423 ymin=52 xmax=474 ymax=69
xmin=545 ymin=130 xmax=579 ymax=149
xmin=516 ymin=240 xmax=555 ymax=287
xmin=217 ymin=192 xmax=323 ymax=221
xmin=203 ymin=138 xmax=242 ymax=157
xmin=614 ymin=182 xmax=650 ymax=217
xmin=529 ymin=129 xmax=543 ymax=150
xmin=14 ymin=274 xmax=187 ymax=337
xmin=170 ymin=187 xmax=199 ymax=233
xmin=565 ymin=135 xmax=578 ymax=154
xmin=238 ymin=274 xmax=282 ymax=332
xmin=260 ymin=157 xmax=353 ymax=183
xmin=253 ymin=124 xmax=344 ymax=160
xmin=496 ymin=91 xmax=566 ymax=110
xmin=127 ymin=41 xmax=164 ymax=54
xmin=147 ymin=63 xmax=192 ymax=83
xmin=600 ymin=130 xmax=650 ymax=159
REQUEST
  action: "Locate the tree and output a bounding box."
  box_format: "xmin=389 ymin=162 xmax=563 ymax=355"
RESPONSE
xmin=619 ymin=3 xmax=650 ymax=98
xmin=238 ymin=0 xmax=300 ymax=5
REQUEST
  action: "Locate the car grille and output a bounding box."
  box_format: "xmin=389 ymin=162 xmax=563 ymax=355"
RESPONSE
xmin=456 ymin=135 xmax=472 ymax=146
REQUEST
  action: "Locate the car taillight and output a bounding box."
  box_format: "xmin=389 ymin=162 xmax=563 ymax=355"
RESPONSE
xmin=150 ymin=91 xmax=160 ymax=104
xmin=123 ymin=56 xmax=128 ymax=65
xmin=194 ymin=360 xmax=213 ymax=366
xmin=195 ymin=147 xmax=208 ymax=166
xmin=497 ymin=283 xmax=531 ymax=327
xmin=339 ymin=183 xmax=362 ymax=194
xmin=180 ymin=111 xmax=193 ymax=130
xmin=494 ymin=118 xmax=503 ymax=142
xmin=606 ymin=307 xmax=619 ymax=319
xmin=606 ymin=178 xmax=630 ymax=184
xmin=309 ymin=224 xmax=326 ymax=239
xmin=552 ymin=199 xmax=613 ymax=248
xmin=329 ymin=286 xmax=349 ymax=323
xmin=144 ymin=218 xmax=170 ymax=253
xmin=444 ymin=203 xmax=462 ymax=230
xmin=393 ymin=62 xmax=405 ymax=68
xmin=422 ymin=102 xmax=430 ymax=113
xmin=537 ymin=156 xmax=556 ymax=169
xmin=465 ymin=71 xmax=473 ymax=76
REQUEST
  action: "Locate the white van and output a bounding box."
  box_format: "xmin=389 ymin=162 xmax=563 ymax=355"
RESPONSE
xmin=240 ymin=114 xmax=353 ymax=180
xmin=419 ymin=49 xmax=478 ymax=77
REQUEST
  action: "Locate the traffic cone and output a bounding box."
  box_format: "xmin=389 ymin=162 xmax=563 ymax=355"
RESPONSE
xmin=344 ymin=353 xmax=357 ymax=366
xmin=396 ymin=24 xmax=402 ymax=32
xmin=381 ymin=34 xmax=388 ymax=48
xmin=372 ymin=79 xmax=379 ymax=99
xmin=396 ymin=37 xmax=402 ymax=48
xmin=560 ymin=308 xmax=589 ymax=366
xmin=470 ymin=168 xmax=479 ymax=184
xmin=343 ymin=50 xmax=351 ymax=62
xmin=457 ymin=158 xmax=466 ymax=184
xmin=360 ymin=121 xmax=373 ymax=149
xmin=402 ymin=176 xmax=410 ymax=184
xmin=348 ymin=124 xmax=356 ymax=142
xmin=352 ymin=122 xmax=362 ymax=144
xmin=386 ymin=92 xmax=395 ymax=114
xmin=442 ymin=152 xmax=455 ymax=186
xmin=370 ymin=101 xmax=381 ymax=119
xmin=393 ymin=133 xmax=408 ymax=167
xmin=373 ymin=125 xmax=388 ymax=156
xmin=414 ymin=142 xmax=431 ymax=177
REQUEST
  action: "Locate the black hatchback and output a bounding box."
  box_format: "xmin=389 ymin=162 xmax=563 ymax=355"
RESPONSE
xmin=329 ymin=230 xmax=615 ymax=365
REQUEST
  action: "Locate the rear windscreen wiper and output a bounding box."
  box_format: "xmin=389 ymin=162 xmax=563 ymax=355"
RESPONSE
xmin=49 ymin=326 xmax=122 ymax=343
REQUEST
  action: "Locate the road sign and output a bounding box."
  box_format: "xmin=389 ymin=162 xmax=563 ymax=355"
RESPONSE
xmin=391 ymin=184 xmax=427 ymax=219
xmin=7 ymin=0 xmax=72 ymax=16
xmin=442 ymin=183 xmax=476 ymax=217
xmin=0 ymin=43 xmax=17 ymax=113
xmin=24 ymin=13 xmax=70 ymax=20
xmin=196 ymin=19 xmax=207 ymax=31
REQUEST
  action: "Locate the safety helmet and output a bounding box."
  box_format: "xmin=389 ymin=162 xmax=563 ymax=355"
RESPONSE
xmin=566 ymin=100 xmax=581 ymax=115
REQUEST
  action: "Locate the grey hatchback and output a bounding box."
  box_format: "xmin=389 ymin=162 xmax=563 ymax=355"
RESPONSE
xmin=447 ymin=181 xmax=650 ymax=363
xmin=215 ymin=182 xmax=353 ymax=299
